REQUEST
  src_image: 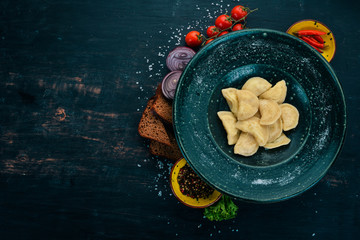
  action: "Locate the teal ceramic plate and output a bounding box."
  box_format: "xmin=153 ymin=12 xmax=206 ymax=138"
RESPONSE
xmin=173 ymin=29 xmax=346 ymax=203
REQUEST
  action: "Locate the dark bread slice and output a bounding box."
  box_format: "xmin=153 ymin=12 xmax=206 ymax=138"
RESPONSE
xmin=149 ymin=121 xmax=182 ymax=161
xmin=151 ymin=84 xmax=173 ymax=124
xmin=149 ymin=140 xmax=182 ymax=161
xmin=138 ymin=97 xmax=171 ymax=146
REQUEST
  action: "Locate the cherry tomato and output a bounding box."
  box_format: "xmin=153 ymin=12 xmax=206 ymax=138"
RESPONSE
xmin=218 ymin=31 xmax=229 ymax=37
xmin=215 ymin=15 xmax=232 ymax=30
xmin=185 ymin=31 xmax=203 ymax=47
xmin=205 ymin=39 xmax=214 ymax=45
xmin=232 ymin=24 xmax=243 ymax=31
xmin=231 ymin=5 xmax=248 ymax=21
xmin=206 ymin=26 xmax=220 ymax=37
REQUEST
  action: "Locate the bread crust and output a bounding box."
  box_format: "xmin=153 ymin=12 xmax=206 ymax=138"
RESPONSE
xmin=138 ymin=97 xmax=172 ymax=146
xmin=151 ymin=84 xmax=173 ymax=124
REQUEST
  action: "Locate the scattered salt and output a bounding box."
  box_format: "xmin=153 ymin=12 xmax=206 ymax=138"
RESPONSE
xmin=252 ymin=179 xmax=275 ymax=185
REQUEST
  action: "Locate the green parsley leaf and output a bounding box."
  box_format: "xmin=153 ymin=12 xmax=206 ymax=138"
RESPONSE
xmin=203 ymin=195 xmax=238 ymax=221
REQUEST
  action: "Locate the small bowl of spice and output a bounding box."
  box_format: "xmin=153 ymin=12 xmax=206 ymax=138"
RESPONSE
xmin=170 ymin=158 xmax=222 ymax=208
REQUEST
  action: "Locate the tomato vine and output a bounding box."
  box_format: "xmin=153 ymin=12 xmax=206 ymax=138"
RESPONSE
xmin=184 ymin=5 xmax=258 ymax=48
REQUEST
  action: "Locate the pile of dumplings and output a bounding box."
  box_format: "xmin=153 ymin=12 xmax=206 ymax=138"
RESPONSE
xmin=217 ymin=77 xmax=299 ymax=157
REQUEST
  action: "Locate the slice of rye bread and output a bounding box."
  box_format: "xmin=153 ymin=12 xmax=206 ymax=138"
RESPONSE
xmin=148 ymin=110 xmax=182 ymax=161
xmin=149 ymin=140 xmax=182 ymax=161
xmin=151 ymin=84 xmax=173 ymax=124
xmin=138 ymin=97 xmax=172 ymax=146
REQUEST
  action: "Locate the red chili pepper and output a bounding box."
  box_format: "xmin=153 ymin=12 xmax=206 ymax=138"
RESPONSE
xmin=312 ymin=46 xmax=324 ymax=53
xmin=301 ymin=36 xmax=324 ymax=49
xmin=300 ymin=37 xmax=323 ymax=53
xmin=311 ymin=35 xmax=324 ymax=44
xmin=297 ymin=30 xmax=326 ymax=36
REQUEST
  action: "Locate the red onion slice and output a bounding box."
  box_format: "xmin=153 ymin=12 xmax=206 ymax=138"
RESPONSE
xmin=162 ymin=71 xmax=182 ymax=100
xmin=166 ymin=46 xmax=196 ymax=71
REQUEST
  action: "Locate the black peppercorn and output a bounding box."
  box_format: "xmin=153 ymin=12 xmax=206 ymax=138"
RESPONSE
xmin=177 ymin=164 xmax=215 ymax=200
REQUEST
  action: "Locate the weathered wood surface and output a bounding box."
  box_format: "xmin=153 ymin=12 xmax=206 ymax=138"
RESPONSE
xmin=0 ymin=0 xmax=359 ymax=239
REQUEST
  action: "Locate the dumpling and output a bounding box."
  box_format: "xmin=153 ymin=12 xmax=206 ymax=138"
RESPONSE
xmin=253 ymin=110 xmax=261 ymax=118
xmin=259 ymin=99 xmax=281 ymax=125
xmin=236 ymin=90 xmax=259 ymax=120
xmin=259 ymin=80 xmax=287 ymax=104
xmin=241 ymin=77 xmax=272 ymax=96
xmin=280 ymin=103 xmax=299 ymax=131
xmin=217 ymin=111 xmax=240 ymax=145
xmin=234 ymin=132 xmax=259 ymax=156
xmin=264 ymin=133 xmax=291 ymax=149
xmin=221 ymin=88 xmax=239 ymax=116
xmin=235 ymin=116 xmax=269 ymax=146
xmin=267 ymin=118 xmax=283 ymax=143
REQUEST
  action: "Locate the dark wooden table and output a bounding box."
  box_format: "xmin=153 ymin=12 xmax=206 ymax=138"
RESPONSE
xmin=1 ymin=0 xmax=359 ymax=239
